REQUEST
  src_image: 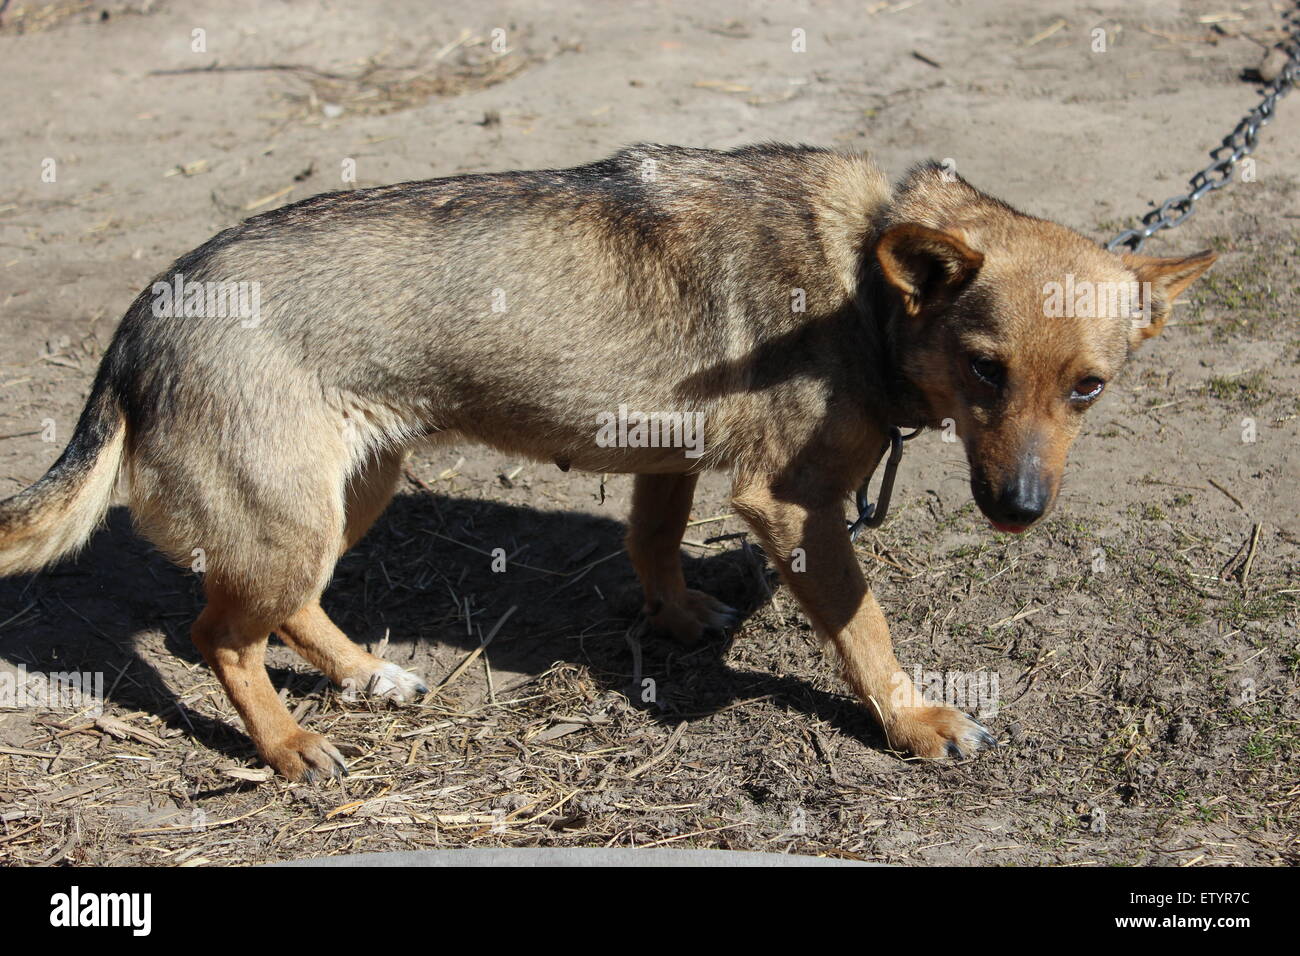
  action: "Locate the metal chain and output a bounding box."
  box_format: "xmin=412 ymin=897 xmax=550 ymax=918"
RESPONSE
xmin=848 ymin=426 xmax=923 ymax=541
xmin=1108 ymin=2 xmax=1300 ymax=252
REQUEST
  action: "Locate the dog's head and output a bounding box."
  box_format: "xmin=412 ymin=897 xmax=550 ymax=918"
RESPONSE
xmin=874 ymin=168 xmax=1215 ymax=533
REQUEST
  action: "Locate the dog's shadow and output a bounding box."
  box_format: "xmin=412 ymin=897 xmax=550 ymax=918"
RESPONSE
xmin=0 ymin=489 xmax=887 ymax=765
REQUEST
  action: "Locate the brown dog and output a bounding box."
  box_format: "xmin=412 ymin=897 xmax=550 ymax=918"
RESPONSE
xmin=0 ymin=144 xmax=1215 ymax=779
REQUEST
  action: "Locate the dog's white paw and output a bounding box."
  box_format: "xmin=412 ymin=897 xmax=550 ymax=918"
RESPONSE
xmin=346 ymin=662 xmax=429 ymax=702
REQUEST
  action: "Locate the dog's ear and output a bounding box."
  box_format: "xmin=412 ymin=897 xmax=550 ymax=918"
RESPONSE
xmin=875 ymin=224 xmax=983 ymax=317
xmin=1122 ymin=249 xmax=1217 ymax=348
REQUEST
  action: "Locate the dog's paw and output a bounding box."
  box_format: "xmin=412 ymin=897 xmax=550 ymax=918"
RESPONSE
xmin=346 ymin=662 xmax=429 ymax=702
xmin=889 ymin=706 xmax=997 ymax=760
xmin=263 ymin=729 xmax=349 ymax=783
xmin=647 ymin=589 xmax=738 ymax=644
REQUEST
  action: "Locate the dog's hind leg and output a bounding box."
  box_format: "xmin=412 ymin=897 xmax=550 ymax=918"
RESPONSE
xmin=276 ymin=602 xmax=428 ymax=701
xmin=340 ymin=448 xmax=406 ymax=554
xmin=274 ymin=449 xmax=427 ymax=701
xmin=155 ymin=411 xmax=372 ymax=779
xmin=181 ymin=459 xmax=356 ymax=780
xmin=192 ymin=580 xmax=349 ymax=782
xmin=626 ymin=473 xmax=736 ymax=643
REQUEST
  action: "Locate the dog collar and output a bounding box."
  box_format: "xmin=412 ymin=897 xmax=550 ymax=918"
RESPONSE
xmin=848 ymin=425 xmax=923 ymax=541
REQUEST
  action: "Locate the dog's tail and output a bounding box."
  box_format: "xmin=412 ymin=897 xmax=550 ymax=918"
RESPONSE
xmin=0 ymin=365 xmax=126 ymax=575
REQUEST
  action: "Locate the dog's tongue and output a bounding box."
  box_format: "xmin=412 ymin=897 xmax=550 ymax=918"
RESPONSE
xmin=990 ymin=520 xmax=1028 ymax=534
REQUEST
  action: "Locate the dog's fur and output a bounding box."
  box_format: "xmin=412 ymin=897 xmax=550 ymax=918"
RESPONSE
xmin=0 ymin=144 xmax=1216 ymax=779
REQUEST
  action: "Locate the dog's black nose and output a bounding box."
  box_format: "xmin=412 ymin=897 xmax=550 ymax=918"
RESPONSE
xmin=994 ymin=475 xmax=1050 ymax=526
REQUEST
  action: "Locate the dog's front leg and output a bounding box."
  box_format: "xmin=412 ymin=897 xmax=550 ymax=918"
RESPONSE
xmin=627 ymin=473 xmax=737 ymax=643
xmin=731 ymin=474 xmax=995 ymax=759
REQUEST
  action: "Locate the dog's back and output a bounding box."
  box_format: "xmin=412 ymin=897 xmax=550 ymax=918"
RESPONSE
xmin=0 ymin=144 xmax=889 ymax=578
xmin=100 ymin=145 xmax=882 ymax=468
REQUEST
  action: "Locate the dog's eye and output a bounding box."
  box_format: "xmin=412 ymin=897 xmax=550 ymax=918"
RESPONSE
xmin=969 ymin=356 xmax=1004 ymax=388
xmin=1070 ymin=377 xmax=1105 ymax=403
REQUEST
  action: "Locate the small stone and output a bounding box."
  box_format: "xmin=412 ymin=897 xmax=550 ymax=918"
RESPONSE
xmin=1259 ymin=47 xmax=1290 ymax=83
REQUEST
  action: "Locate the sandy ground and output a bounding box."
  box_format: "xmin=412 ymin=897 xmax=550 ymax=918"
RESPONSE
xmin=0 ymin=0 xmax=1296 ymax=865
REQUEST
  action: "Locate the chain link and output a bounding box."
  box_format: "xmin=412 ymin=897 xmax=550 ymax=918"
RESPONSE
xmin=1108 ymin=2 xmax=1300 ymax=252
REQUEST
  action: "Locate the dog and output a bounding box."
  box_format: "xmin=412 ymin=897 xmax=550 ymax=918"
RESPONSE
xmin=0 ymin=144 xmax=1215 ymax=780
